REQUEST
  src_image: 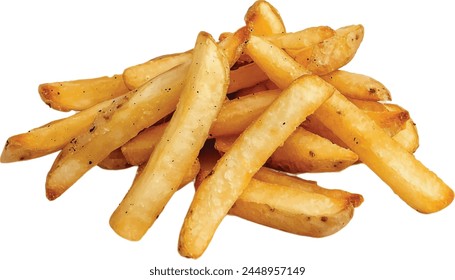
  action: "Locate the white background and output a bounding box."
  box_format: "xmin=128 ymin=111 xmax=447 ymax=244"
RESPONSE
xmin=1 ymin=1 xmax=454 ymax=279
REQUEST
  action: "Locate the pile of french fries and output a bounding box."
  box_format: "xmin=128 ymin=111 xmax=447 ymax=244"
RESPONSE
xmin=1 ymin=0 xmax=453 ymax=259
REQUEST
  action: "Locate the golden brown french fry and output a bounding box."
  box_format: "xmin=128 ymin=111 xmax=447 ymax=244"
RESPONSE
xmin=214 ymin=126 xmax=359 ymax=174
xmin=38 ymin=75 xmax=130 ymax=112
xmin=320 ymin=70 xmax=391 ymax=101
xmin=178 ymin=75 xmax=335 ymax=259
xmin=45 ymin=29 xmax=247 ymax=201
xmin=123 ymin=52 xmax=192 ymax=90
xmin=246 ymin=34 xmax=453 ymax=213
xmin=266 ymin=26 xmax=335 ymax=49
xmin=0 ymin=93 xmax=132 ymax=163
xmin=110 ymin=31 xmax=230 ymax=241
xmin=294 ymin=25 xmax=364 ymax=75
xmin=244 ymin=0 xmax=285 ymax=36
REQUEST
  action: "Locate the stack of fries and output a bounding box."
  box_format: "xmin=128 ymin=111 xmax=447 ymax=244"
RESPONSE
xmin=1 ymin=0 xmax=453 ymax=259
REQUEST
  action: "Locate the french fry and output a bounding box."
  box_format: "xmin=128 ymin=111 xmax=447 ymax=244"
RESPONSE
xmin=244 ymin=0 xmax=286 ymax=36
xmin=38 ymin=75 xmax=130 ymax=112
xmin=45 ymin=29 xmax=247 ymax=200
xmin=229 ymin=179 xmax=355 ymax=237
xmin=0 ymin=93 xmax=132 ymax=163
xmin=254 ymin=167 xmax=363 ymax=208
xmin=133 ymin=158 xmax=201 ymax=191
xmin=178 ymin=75 xmax=335 ymax=258
xmin=123 ymin=52 xmax=193 ymax=90
xmin=266 ymin=26 xmax=335 ymax=50
xmin=214 ymin=126 xmax=359 ymax=174
xmin=293 ymin=25 xmax=364 ymax=75
xmin=109 ymin=31 xmax=230 ymax=241
xmin=246 ymin=34 xmax=453 ymax=213
xmin=321 ymin=70 xmax=391 ymax=101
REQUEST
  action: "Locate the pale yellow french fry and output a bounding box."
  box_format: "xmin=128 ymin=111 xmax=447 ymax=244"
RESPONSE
xmin=109 ymin=31 xmax=230 ymax=241
xmin=39 ymin=75 xmax=130 ymax=112
xmin=178 ymin=74 xmax=335 ymax=259
xmin=246 ymin=34 xmax=453 ymax=213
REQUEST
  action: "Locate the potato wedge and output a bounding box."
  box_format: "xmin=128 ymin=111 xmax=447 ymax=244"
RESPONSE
xmin=387 ymin=105 xmax=420 ymax=153
xmin=294 ymin=25 xmax=364 ymax=75
xmin=45 ymin=30 xmax=246 ymax=200
xmin=321 ymin=70 xmax=391 ymax=101
xmin=178 ymin=75 xmax=335 ymax=259
xmin=38 ymin=75 xmax=130 ymax=112
xmin=246 ymin=34 xmax=453 ymax=213
xmin=109 ymin=31 xmax=230 ymax=241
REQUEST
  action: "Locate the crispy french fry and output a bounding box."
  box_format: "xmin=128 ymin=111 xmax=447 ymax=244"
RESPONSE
xmin=244 ymin=0 xmax=285 ymax=36
xmin=109 ymin=31 xmax=230 ymax=241
xmin=246 ymin=34 xmax=453 ymax=213
xmin=45 ymin=30 xmax=247 ymax=201
xmin=321 ymin=70 xmax=391 ymax=101
xmin=214 ymin=126 xmax=359 ymax=174
xmin=38 ymin=75 xmax=130 ymax=112
xmin=266 ymin=26 xmax=335 ymax=49
xmin=178 ymin=75 xmax=335 ymax=259
xmin=294 ymin=25 xmax=364 ymax=75
xmin=123 ymin=52 xmax=192 ymax=90
xmin=0 ymin=93 xmax=132 ymax=163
